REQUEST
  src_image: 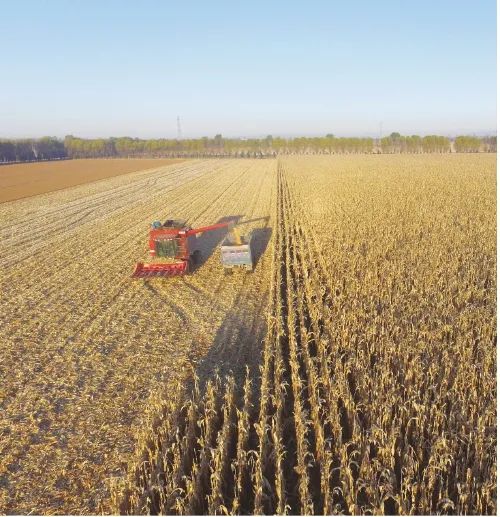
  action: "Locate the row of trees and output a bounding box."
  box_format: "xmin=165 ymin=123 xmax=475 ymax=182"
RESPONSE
xmin=380 ymin=133 xmax=451 ymax=153
xmin=380 ymin=133 xmax=497 ymax=153
xmin=0 ymin=137 xmax=66 ymax=163
xmin=60 ymin=134 xmax=500 ymax=158
xmin=454 ymin=135 xmax=492 ymax=153
xmin=0 ymin=134 xmax=496 ymax=163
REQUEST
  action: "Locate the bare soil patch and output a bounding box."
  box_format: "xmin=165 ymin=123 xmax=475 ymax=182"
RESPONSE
xmin=0 ymin=158 xmax=185 ymax=202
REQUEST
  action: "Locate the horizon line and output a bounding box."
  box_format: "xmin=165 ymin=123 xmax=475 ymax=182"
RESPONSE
xmin=0 ymin=130 xmax=497 ymax=140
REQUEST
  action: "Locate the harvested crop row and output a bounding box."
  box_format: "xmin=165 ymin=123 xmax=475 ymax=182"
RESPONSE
xmin=0 ymin=160 xmax=219 ymax=266
xmin=112 ymin=168 xmax=282 ymax=514
xmin=0 ymin=159 xmax=275 ymax=514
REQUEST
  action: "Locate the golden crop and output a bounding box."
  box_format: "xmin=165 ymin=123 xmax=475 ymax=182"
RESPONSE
xmin=114 ymin=154 xmax=496 ymax=515
xmin=0 ymin=154 xmax=495 ymax=514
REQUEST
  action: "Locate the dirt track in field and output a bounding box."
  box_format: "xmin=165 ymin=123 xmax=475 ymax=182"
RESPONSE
xmin=0 ymin=158 xmax=185 ymax=203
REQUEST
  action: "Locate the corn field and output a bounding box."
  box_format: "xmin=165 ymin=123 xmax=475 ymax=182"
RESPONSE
xmin=0 ymin=155 xmax=495 ymax=514
xmin=113 ymin=154 xmax=496 ymax=515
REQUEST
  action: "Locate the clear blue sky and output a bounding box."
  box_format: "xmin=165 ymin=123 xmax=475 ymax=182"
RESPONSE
xmin=0 ymin=0 xmax=496 ymax=138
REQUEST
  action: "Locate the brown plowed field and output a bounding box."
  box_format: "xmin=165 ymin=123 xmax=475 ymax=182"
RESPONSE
xmin=0 ymin=158 xmax=184 ymax=202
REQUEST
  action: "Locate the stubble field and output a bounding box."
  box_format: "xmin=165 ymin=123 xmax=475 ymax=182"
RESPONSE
xmin=0 ymin=159 xmax=275 ymax=513
xmin=0 ymin=154 xmax=496 ymax=515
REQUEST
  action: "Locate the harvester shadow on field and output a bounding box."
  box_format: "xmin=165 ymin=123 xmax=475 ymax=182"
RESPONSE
xmin=249 ymin=225 xmax=272 ymax=267
xmin=192 ymin=215 xmax=243 ymax=271
xmin=192 ymin=215 xmax=271 ymax=271
xmin=194 ymin=293 xmax=265 ymax=390
xmin=194 ymin=223 xmax=272 ymax=389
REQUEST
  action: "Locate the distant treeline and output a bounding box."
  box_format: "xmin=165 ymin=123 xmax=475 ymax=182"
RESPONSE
xmin=0 ymin=133 xmax=496 ymax=163
xmin=0 ymin=137 xmax=67 ymax=163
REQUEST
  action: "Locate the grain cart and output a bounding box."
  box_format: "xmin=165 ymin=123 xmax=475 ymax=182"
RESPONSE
xmin=220 ymin=227 xmax=254 ymax=273
xmin=132 ymin=219 xmax=234 ymax=278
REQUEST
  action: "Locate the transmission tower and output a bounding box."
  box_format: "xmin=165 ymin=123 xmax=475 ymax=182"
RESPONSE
xmin=177 ymin=116 xmax=182 ymax=140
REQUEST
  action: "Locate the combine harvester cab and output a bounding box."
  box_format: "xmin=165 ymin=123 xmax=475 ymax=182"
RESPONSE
xmin=220 ymin=229 xmax=254 ymax=273
xmin=132 ymin=219 xmax=195 ymax=278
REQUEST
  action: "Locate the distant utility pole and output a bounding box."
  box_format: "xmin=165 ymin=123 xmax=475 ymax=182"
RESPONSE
xmin=177 ymin=116 xmax=182 ymax=140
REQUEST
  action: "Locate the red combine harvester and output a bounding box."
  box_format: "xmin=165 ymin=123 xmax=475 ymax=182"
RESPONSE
xmin=132 ymin=219 xmax=233 ymax=278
